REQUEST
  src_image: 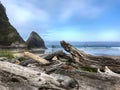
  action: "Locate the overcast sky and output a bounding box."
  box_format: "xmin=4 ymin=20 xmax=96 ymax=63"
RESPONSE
xmin=1 ymin=0 xmax=120 ymax=42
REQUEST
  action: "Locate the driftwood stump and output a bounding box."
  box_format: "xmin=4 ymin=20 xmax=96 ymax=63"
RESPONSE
xmin=60 ymin=40 xmax=120 ymax=73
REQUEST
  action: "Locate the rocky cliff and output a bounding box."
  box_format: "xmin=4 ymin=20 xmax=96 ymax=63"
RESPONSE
xmin=0 ymin=3 xmax=25 ymax=46
xmin=26 ymin=31 xmax=47 ymax=49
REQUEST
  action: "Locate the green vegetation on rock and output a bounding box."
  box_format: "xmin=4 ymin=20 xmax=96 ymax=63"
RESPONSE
xmin=80 ymin=67 xmax=97 ymax=73
xmin=18 ymin=57 xmax=27 ymax=61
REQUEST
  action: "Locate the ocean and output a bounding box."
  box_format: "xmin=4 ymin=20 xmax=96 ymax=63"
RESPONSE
xmin=45 ymin=41 xmax=120 ymax=56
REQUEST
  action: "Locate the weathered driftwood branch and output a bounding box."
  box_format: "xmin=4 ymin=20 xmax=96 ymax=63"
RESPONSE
xmin=60 ymin=41 xmax=120 ymax=73
xmin=0 ymin=61 xmax=80 ymax=90
xmin=97 ymin=66 xmax=120 ymax=77
xmin=24 ymin=52 xmax=50 ymax=65
xmin=0 ymin=61 xmax=66 ymax=89
xmin=57 ymin=66 xmax=120 ymax=90
xmin=39 ymin=50 xmax=65 ymax=60
xmin=45 ymin=61 xmax=63 ymax=74
xmin=39 ymin=50 xmax=70 ymax=61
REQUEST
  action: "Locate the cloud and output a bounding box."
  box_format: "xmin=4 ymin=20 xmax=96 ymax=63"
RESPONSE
xmin=1 ymin=0 xmax=106 ymax=26
xmin=1 ymin=0 xmax=49 ymax=25
xmin=1 ymin=0 xmax=120 ymax=41
xmin=59 ymin=0 xmax=105 ymax=22
xmin=2 ymin=0 xmax=109 ymax=27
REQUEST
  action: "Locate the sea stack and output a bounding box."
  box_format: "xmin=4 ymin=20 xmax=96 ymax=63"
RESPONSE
xmin=0 ymin=3 xmax=25 ymax=46
xmin=26 ymin=31 xmax=47 ymax=49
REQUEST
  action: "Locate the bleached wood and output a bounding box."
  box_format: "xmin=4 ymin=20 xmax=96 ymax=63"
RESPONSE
xmin=0 ymin=61 xmax=63 ymax=89
xmin=24 ymin=52 xmax=50 ymax=65
xmin=97 ymin=66 xmax=120 ymax=77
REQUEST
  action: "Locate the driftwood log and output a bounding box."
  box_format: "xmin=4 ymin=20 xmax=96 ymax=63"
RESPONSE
xmin=0 ymin=61 xmax=78 ymax=90
xmin=60 ymin=40 xmax=120 ymax=73
xmin=24 ymin=52 xmax=50 ymax=65
xmin=0 ymin=61 xmax=58 ymax=87
xmin=39 ymin=50 xmax=66 ymax=60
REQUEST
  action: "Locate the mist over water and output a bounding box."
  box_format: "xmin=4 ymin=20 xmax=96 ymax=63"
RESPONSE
xmin=45 ymin=41 xmax=120 ymax=56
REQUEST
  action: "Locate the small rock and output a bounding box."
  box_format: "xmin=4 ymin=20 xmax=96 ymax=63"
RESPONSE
xmin=51 ymin=73 xmax=79 ymax=89
xmin=0 ymin=57 xmax=7 ymax=61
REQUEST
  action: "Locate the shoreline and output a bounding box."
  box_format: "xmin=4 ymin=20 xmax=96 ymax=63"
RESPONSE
xmin=1 ymin=47 xmax=120 ymax=57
